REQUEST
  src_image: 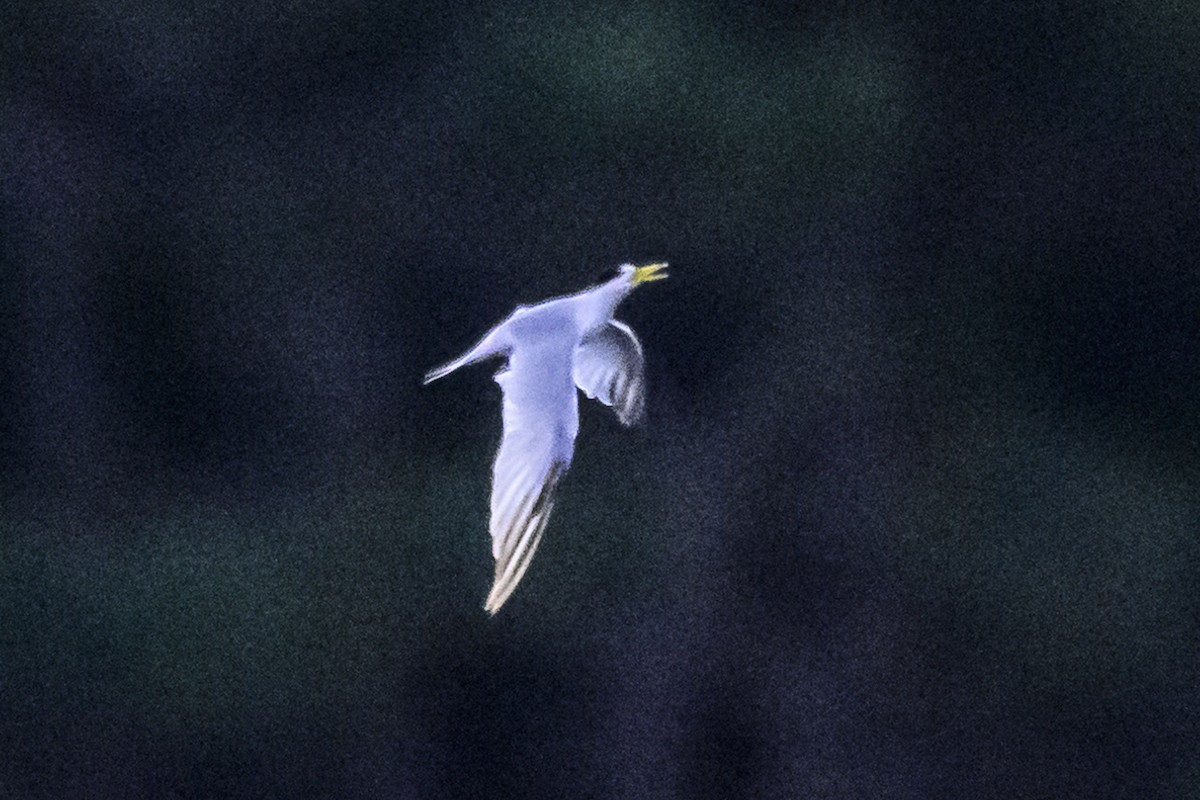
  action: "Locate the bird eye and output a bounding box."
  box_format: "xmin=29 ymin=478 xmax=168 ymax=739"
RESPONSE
xmin=594 ymin=267 xmax=622 ymax=284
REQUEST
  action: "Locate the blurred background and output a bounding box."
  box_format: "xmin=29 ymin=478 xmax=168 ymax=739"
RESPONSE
xmin=2 ymin=1 xmax=1197 ymax=797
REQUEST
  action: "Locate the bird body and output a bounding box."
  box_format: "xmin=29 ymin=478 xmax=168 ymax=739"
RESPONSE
xmin=424 ymin=262 xmax=667 ymax=613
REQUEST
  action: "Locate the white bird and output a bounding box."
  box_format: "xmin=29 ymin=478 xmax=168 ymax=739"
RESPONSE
xmin=424 ymin=262 xmax=669 ymax=614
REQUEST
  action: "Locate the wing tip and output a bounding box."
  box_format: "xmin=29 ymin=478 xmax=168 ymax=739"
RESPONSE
xmin=619 ymin=401 xmax=646 ymax=427
xmin=484 ymin=577 xmax=519 ymax=615
xmin=483 ymin=468 xmax=563 ymax=616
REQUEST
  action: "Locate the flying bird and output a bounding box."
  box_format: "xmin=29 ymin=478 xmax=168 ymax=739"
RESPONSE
xmin=424 ymin=262 xmax=668 ymax=613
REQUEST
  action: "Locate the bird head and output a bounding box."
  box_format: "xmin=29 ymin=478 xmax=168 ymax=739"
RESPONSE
xmin=594 ymin=262 xmax=669 ymax=291
xmin=584 ymin=262 xmax=668 ymax=322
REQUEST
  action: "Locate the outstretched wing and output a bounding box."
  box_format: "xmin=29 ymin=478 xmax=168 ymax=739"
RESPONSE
xmin=572 ymin=320 xmax=646 ymax=426
xmin=485 ymin=348 xmax=578 ymax=614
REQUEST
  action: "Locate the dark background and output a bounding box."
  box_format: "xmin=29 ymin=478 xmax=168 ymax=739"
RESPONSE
xmin=2 ymin=1 xmax=1197 ymax=797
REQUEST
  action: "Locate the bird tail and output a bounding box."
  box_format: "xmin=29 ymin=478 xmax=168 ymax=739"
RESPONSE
xmin=423 ymin=325 xmax=509 ymax=385
xmin=423 ymin=359 xmax=464 ymax=385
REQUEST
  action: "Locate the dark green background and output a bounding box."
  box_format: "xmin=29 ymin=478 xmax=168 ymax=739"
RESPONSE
xmin=2 ymin=1 xmax=1197 ymax=797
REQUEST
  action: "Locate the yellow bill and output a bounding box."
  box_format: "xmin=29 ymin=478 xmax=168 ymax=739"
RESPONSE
xmin=632 ymin=262 xmax=669 ymax=284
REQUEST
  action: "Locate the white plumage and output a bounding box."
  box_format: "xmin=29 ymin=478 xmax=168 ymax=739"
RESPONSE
xmin=424 ymin=262 xmax=668 ymax=613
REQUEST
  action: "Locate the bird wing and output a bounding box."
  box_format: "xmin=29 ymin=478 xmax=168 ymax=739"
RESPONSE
xmin=485 ymin=348 xmax=578 ymax=614
xmin=572 ymin=320 xmax=647 ymax=427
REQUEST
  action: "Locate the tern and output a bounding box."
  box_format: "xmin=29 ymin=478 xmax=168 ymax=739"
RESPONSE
xmin=424 ymin=262 xmax=668 ymax=613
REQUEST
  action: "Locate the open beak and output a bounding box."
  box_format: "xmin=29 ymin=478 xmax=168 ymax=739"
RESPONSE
xmin=632 ymin=262 xmax=669 ymax=284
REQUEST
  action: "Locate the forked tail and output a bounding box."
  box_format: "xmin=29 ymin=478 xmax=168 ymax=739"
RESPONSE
xmin=423 ymin=324 xmax=509 ymax=385
xmin=423 ymin=359 xmax=464 ymax=385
